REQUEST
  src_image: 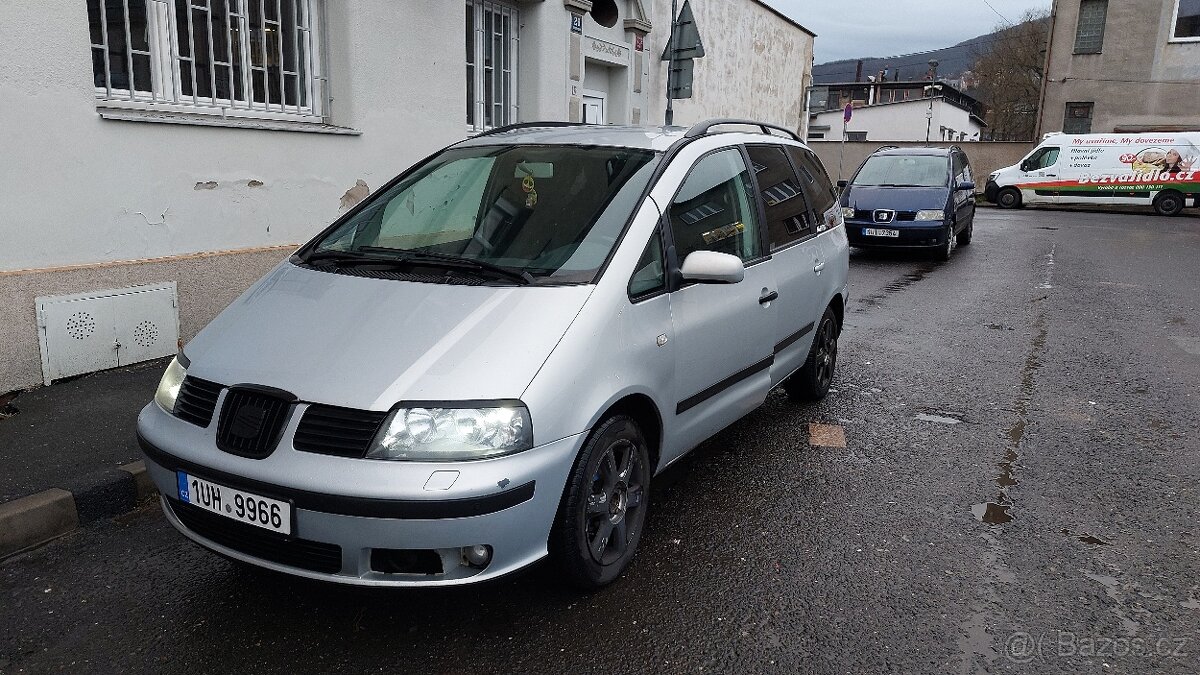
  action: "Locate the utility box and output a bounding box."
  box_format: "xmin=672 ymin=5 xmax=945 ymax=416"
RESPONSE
xmin=36 ymin=283 xmax=179 ymax=385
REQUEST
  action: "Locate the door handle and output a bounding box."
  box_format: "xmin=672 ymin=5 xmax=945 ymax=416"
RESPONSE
xmin=814 ymin=260 xmax=826 ymax=273
xmin=759 ymin=290 xmax=779 ymax=305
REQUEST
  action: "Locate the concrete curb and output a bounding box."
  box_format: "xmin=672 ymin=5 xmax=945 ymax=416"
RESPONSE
xmin=0 ymin=460 xmax=158 ymax=559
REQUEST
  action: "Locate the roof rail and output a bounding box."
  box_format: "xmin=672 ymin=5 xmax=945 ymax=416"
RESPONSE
xmin=472 ymin=121 xmax=589 ymax=138
xmin=873 ymin=145 xmax=901 ymax=153
xmin=684 ymin=119 xmax=801 ymax=142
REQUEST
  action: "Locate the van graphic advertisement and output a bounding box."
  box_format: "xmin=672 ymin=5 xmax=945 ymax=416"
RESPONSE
xmin=986 ymin=133 xmax=1200 ymax=215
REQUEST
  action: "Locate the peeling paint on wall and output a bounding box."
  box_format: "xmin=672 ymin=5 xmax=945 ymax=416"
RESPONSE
xmin=194 ymin=181 xmax=218 ymax=190
xmin=339 ymin=179 xmax=370 ymax=211
xmin=247 ymin=179 xmax=265 ymax=188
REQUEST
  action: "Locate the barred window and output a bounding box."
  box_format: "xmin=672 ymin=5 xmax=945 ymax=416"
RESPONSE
xmin=86 ymin=0 xmax=324 ymax=120
xmin=466 ymin=0 xmax=519 ymax=130
xmin=1073 ymin=0 xmax=1108 ymax=54
xmin=1063 ymin=102 xmax=1094 ymax=134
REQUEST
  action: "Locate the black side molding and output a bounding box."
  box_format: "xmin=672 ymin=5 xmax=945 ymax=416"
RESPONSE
xmin=774 ymin=321 xmax=815 ymax=355
xmin=138 ymin=433 xmax=535 ymax=520
xmin=676 ymin=356 xmax=773 ymax=415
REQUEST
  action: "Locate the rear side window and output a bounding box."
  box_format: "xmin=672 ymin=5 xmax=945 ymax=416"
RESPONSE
xmin=786 ymin=147 xmax=838 ymax=215
xmin=668 ymin=148 xmax=763 ymax=263
xmin=953 ymin=153 xmax=972 ymax=183
xmin=746 ymin=144 xmax=815 ymax=250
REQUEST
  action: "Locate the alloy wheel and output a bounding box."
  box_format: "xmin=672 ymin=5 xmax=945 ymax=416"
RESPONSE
xmin=815 ymin=318 xmax=838 ymax=390
xmin=584 ymin=438 xmax=646 ymax=565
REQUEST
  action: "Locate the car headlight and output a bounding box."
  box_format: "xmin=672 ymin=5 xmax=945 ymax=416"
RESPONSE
xmin=367 ymin=404 xmax=533 ymax=461
xmin=915 ymin=210 xmax=945 ymax=221
xmin=155 ymin=356 xmax=187 ymax=413
xmin=841 ymin=207 xmax=856 ymax=219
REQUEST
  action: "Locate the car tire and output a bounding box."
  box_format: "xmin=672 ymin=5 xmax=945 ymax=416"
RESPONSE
xmin=784 ymin=306 xmax=839 ymax=401
xmin=934 ymin=223 xmax=955 ymax=262
xmin=550 ymin=414 xmax=650 ymax=590
xmin=996 ymin=187 xmax=1022 ymax=209
xmin=1153 ymin=190 xmax=1184 ymax=217
xmin=956 ymin=219 xmax=973 ymax=246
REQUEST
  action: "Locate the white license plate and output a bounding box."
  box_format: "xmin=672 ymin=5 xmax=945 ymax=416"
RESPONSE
xmin=177 ymin=472 xmax=292 ymax=535
xmin=863 ymin=228 xmax=900 ymax=238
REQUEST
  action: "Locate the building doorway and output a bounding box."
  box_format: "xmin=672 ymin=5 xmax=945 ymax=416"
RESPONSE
xmin=583 ymin=90 xmax=607 ymax=125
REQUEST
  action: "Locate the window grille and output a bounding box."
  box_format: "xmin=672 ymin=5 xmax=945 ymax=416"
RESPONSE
xmin=466 ymin=0 xmax=519 ymax=130
xmin=87 ymin=0 xmax=324 ymax=120
xmin=1073 ymin=0 xmax=1108 ymax=54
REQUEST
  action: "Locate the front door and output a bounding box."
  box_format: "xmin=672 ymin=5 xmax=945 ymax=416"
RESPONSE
xmin=582 ymin=90 xmax=606 ymax=125
xmin=663 ymin=147 xmax=776 ymax=457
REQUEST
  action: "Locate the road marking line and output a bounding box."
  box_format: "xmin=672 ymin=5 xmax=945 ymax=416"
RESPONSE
xmin=808 ymin=423 xmax=847 ymax=448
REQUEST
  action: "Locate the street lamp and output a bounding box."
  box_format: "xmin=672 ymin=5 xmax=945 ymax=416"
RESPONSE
xmin=924 ymin=82 xmax=943 ymax=145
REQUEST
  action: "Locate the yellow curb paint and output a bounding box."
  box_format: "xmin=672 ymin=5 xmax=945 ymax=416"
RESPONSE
xmin=808 ymin=423 xmax=847 ymax=448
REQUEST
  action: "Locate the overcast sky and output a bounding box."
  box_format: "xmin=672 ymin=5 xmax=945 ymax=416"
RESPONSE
xmin=766 ymin=0 xmax=1053 ymax=63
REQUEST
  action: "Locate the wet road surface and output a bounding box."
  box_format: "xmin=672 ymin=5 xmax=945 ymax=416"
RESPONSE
xmin=3 ymin=208 xmax=1199 ymax=673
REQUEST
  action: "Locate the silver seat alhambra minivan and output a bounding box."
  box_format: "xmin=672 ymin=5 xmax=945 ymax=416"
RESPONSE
xmin=137 ymin=120 xmax=850 ymax=589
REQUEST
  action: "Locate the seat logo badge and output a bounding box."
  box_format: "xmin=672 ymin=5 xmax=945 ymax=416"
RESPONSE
xmin=656 ymin=334 xmax=669 ymax=347
xmin=229 ymin=404 xmax=267 ymax=439
xmin=874 ymin=210 xmax=894 ymax=223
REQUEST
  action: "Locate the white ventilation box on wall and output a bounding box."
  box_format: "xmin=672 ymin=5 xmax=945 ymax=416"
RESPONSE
xmin=36 ymin=283 xmax=180 ymax=385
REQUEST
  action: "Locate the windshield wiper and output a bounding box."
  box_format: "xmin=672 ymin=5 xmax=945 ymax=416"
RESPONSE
xmin=358 ymin=247 xmax=534 ymax=285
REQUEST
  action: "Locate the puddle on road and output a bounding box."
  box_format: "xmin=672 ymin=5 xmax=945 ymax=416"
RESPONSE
xmin=853 ymin=267 xmax=935 ymax=311
xmin=1078 ymin=535 xmax=1109 ymax=546
xmin=972 ymin=501 xmax=1012 ymax=524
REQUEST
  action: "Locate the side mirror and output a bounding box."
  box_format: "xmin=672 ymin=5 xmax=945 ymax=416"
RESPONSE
xmin=956 ymin=180 xmax=976 ymax=192
xmin=679 ymin=251 xmax=744 ymax=284
xmin=837 ymin=179 xmax=849 ymax=189
xmin=1019 ymin=161 xmax=1033 ymax=172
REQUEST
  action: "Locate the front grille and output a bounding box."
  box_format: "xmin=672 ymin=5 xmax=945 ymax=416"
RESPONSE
xmin=853 ymin=209 xmax=918 ymax=222
xmin=215 ymin=389 xmax=292 ymax=458
xmin=168 ymin=499 xmax=342 ymax=573
xmin=174 ymin=377 xmax=223 ymax=427
xmin=293 ymin=405 xmax=388 ymax=458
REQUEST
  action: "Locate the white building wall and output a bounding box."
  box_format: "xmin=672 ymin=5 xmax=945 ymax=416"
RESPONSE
xmin=0 ymin=1 xmax=470 ymax=273
xmin=812 ymin=99 xmax=984 ymax=142
xmin=644 ymin=0 xmax=814 ymax=132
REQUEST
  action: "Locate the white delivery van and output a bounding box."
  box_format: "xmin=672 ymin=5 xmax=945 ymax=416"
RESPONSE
xmin=985 ymin=132 xmax=1200 ymax=216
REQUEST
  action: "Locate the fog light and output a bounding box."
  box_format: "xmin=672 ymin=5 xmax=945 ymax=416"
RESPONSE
xmin=462 ymin=544 xmax=492 ymax=567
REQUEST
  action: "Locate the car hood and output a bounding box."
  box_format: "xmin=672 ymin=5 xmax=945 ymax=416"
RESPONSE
xmin=183 ymin=262 xmax=593 ymax=410
xmin=842 ymin=185 xmax=949 ymax=213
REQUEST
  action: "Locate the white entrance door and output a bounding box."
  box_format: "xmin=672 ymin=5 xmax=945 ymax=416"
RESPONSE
xmin=582 ymin=90 xmax=606 ymax=125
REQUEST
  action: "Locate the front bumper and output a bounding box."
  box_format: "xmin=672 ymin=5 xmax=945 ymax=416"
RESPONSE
xmin=984 ymin=179 xmax=1000 ymax=203
xmin=845 ymin=222 xmax=948 ymax=248
xmin=137 ymin=402 xmax=583 ymax=586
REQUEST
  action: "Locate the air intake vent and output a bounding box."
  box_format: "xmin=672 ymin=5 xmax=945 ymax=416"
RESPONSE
xmin=169 ymin=499 xmax=342 ymax=573
xmin=294 ymin=405 xmax=388 ymax=458
xmin=215 ymin=389 xmax=293 ymax=459
xmin=174 ymin=376 xmax=223 ymax=427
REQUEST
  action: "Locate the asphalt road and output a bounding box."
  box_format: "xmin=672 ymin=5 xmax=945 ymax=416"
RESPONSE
xmin=3 ymin=207 xmax=1199 ymax=674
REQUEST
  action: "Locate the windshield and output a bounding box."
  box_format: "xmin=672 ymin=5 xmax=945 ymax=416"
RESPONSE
xmin=853 ymin=155 xmax=949 ymax=188
xmin=302 ymin=144 xmax=660 ymax=284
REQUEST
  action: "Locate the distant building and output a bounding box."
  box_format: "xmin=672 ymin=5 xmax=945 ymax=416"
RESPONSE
xmin=1038 ymin=0 xmax=1200 ymax=134
xmin=808 ymin=81 xmax=986 ymax=142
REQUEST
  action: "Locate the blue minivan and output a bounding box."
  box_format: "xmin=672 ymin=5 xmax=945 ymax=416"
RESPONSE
xmin=838 ymin=147 xmax=976 ymax=261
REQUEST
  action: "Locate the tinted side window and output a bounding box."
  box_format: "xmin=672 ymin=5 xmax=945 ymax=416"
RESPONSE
xmin=628 ymin=227 xmax=665 ymax=298
xmin=669 ymin=149 xmax=763 ymax=263
xmin=952 ymin=153 xmax=966 ymax=182
xmin=746 ymin=145 xmax=814 ymax=250
xmin=787 ymin=147 xmax=838 ymax=215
